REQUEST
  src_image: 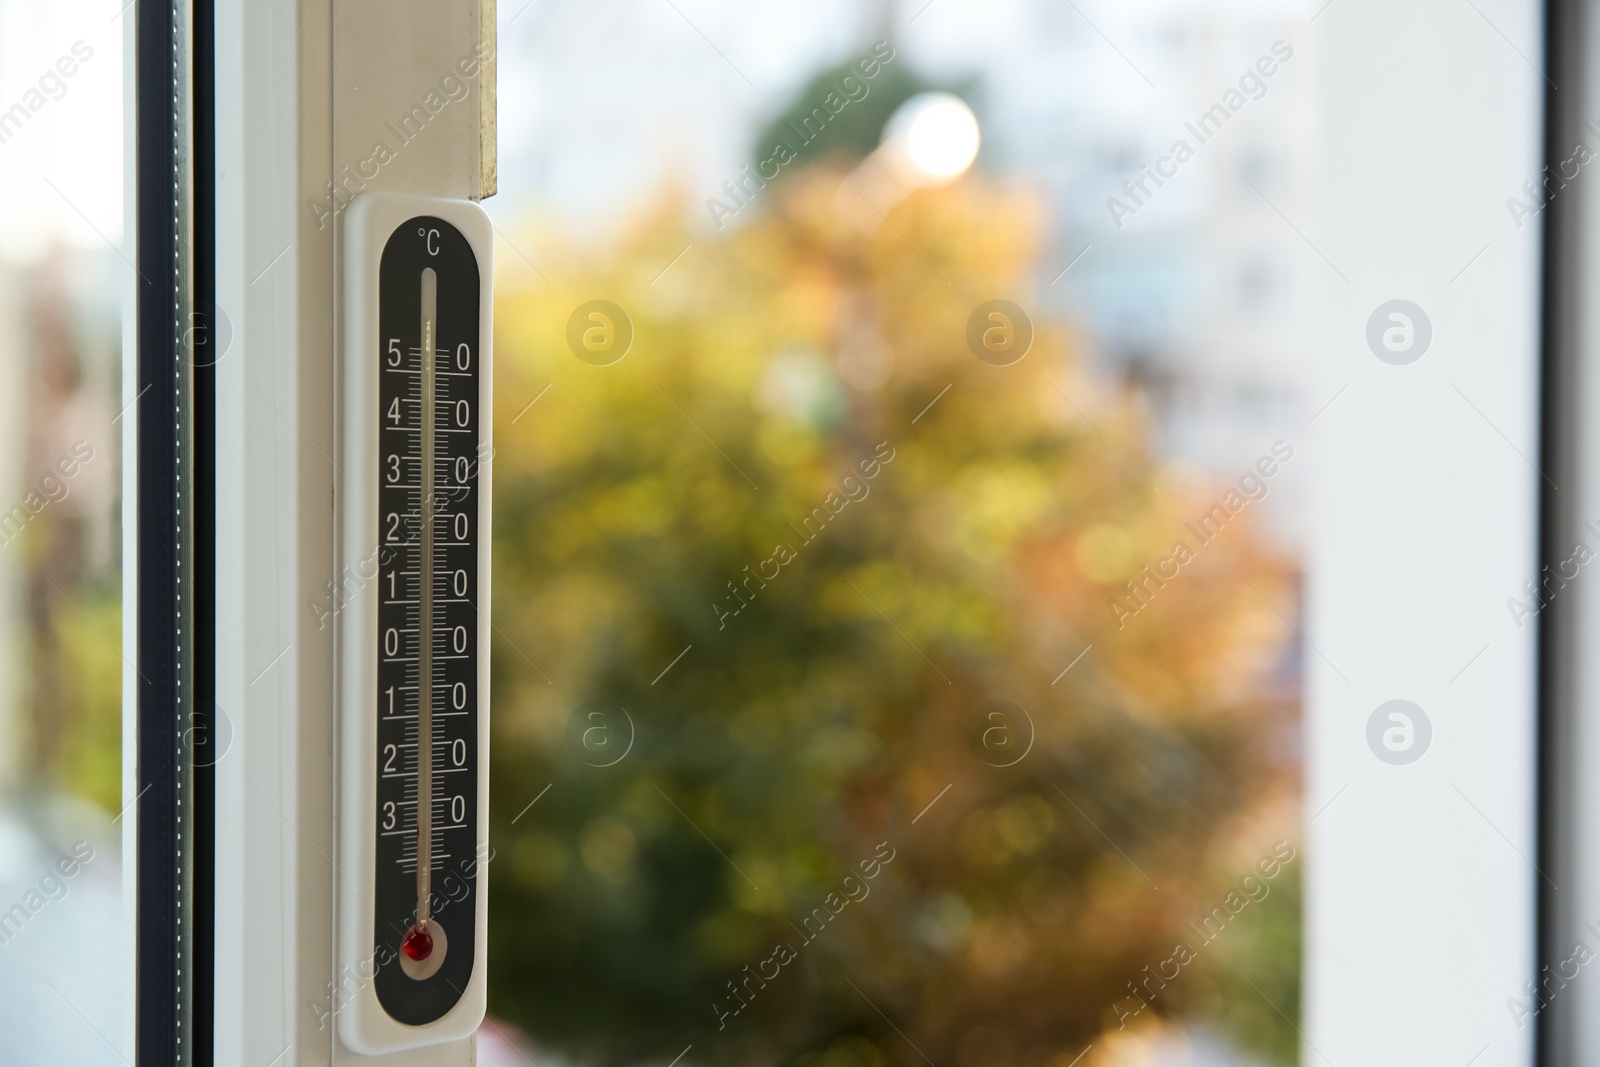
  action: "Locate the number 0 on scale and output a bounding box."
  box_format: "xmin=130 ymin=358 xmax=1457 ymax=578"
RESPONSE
xmin=339 ymin=194 xmax=493 ymax=1053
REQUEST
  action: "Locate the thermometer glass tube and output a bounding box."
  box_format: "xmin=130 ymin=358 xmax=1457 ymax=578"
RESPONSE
xmin=373 ymin=216 xmax=481 ymax=1023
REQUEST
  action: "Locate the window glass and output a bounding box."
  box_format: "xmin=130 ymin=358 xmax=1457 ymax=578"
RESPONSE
xmin=483 ymin=2 xmax=1310 ymax=1064
xmin=0 ymin=2 xmax=127 ymax=1063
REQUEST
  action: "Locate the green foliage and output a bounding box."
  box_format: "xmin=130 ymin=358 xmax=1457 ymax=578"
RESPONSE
xmin=50 ymin=585 xmax=122 ymax=813
xmin=751 ymin=55 xmax=949 ymax=175
xmin=1186 ymin=859 xmax=1303 ymax=1065
xmin=487 ymin=171 xmax=1299 ymax=1065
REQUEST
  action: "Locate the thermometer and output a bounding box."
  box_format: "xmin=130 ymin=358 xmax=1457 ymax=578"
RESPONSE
xmin=339 ymin=194 xmax=492 ymax=1053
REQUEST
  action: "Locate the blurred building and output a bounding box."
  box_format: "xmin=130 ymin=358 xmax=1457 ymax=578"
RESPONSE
xmin=928 ymin=0 xmax=1315 ymax=528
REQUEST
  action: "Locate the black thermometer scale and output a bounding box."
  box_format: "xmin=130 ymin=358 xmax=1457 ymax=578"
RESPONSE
xmin=340 ymin=195 xmax=493 ymax=1053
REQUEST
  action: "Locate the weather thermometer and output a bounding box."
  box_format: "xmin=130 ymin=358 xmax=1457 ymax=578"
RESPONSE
xmin=338 ymin=193 xmax=493 ymax=1053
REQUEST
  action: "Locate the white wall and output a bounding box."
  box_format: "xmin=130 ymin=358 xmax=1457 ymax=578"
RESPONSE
xmin=1308 ymin=0 xmax=1543 ymax=1062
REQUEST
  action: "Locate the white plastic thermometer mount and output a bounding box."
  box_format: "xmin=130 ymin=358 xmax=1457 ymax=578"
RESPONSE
xmin=338 ymin=192 xmax=493 ymax=1054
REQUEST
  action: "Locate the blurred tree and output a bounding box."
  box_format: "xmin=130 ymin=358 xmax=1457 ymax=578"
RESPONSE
xmin=14 ymin=256 xmax=121 ymax=814
xmin=752 ymin=59 xmax=945 ymax=175
xmin=487 ymin=165 xmax=1300 ymax=1066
